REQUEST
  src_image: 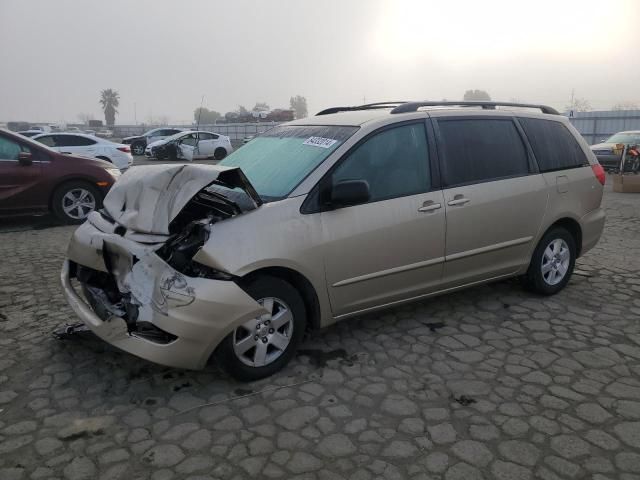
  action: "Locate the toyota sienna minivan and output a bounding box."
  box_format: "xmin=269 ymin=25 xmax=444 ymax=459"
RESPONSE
xmin=61 ymin=101 xmax=606 ymax=380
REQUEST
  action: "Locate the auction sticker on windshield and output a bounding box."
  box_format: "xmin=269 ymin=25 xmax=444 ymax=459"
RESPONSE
xmin=303 ymin=136 xmax=338 ymax=148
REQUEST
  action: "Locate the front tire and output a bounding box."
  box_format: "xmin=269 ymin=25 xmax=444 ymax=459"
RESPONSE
xmin=523 ymin=227 xmax=576 ymax=295
xmin=51 ymin=181 xmax=102 ymax=224
xmin=216 ymin=276 xmax=306 ymax=381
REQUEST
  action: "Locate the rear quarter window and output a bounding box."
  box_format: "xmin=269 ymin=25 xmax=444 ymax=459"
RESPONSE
xmin=518 ymin=118 xmax=589 ymax=172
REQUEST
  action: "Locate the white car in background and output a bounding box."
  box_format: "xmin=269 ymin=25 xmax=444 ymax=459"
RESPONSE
xmin=33 ymin=132 xmax=133 ymax=171
xmin=145 ymin=130 xmax=233 ymax=161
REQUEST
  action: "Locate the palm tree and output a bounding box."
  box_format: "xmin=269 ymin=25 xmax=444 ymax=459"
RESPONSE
xmin=100 ymin=89 xmax=120 ymax=126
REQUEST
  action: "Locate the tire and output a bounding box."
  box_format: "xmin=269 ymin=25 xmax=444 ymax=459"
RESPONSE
xmin=51 ymin=181 xmax=103 ymax=224
xmin=216 ymin=276 xmax=306 ymax=381
xmin=213 ymin=147 xmax=227 ymax=161
xmin=131 ymin=142 xmax=145 ymax=156
xmin=523 ymin=227 xmax=576 ymax=295
xmin=96 ymin=156 xmax=112 ymax=163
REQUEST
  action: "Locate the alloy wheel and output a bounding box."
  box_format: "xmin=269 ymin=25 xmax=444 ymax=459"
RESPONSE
xmin=232 ymin=297 xmax=294 ymax=367
xmin=62 ymin=188 xmax=96 ymax=220
xmin=541 ymin=238 xmax=570 ymax=286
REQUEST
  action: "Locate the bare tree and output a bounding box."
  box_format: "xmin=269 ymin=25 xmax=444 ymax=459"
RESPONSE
xmin=612 ymin=101 xmax=639 ymax=111
xmin=463 ymin=90 xmax=491 ymax=101
xmin=565 ymin=97 xmax=591 ymax=112
xmin=289 ymin=95 xmax=308 ymax=119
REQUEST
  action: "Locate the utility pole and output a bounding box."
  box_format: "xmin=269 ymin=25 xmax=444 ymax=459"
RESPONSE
xmin=134 ymin=102 xmax=137 ymax=125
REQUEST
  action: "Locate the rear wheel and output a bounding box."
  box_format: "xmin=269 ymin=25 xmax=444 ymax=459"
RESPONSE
xmin=51 ymin=181 xmax=102 ymax=224
xmin=216 ymin=276 xmax=306 ymax=381
xmin=213 ymin=147 xmax=227 ymax=160
xmin=96 ymin=156 xmax=111 ymax=163
xmin=523 ymin=227 xmax=576 ymax=295
xmin=131 ymin=142 xmax=145 ymax=156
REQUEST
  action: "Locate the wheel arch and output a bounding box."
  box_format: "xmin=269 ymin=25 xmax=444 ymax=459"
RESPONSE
xmin=547 ymin=217 xmax=583 ymax=257
xmin=48 ymin=177 xmax=103 ymax=211
xmin=237 ymin=266 xmax=321 ymax=332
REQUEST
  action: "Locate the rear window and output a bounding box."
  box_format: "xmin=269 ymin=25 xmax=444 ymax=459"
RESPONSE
xmin=437 ymin=119 xmax=530 ymax=186
xmin=518 ymin=118 xmax=589 ymax=172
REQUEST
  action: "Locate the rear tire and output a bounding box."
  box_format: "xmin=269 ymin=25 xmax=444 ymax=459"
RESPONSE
xmin=131 ymin=142 xmax=145 ymax=156
xmin=96 ymin=156 xmax=111 ymax=163
xmin=523 ymin=227 xmax=576 ymax=295
xmin=51 ymin=181 xmax=102 ymax=224
xmin=216 ymin=276 xmax=306 ymax=381
xmin=213 ymin=147 xmax=227 ymax=160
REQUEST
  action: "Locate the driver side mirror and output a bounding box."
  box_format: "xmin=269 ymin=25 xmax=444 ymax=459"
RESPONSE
xmin=18 ymin=151 xmax=32 ymax=166
xmin=328 ymin=179 xmax=370 ymax=209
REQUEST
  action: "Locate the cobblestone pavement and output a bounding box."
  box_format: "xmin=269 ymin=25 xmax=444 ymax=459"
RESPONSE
xmin=1 ymin=186 xmax=640 ymax=480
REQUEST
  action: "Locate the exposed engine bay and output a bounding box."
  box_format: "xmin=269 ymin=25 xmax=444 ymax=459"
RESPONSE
xmin=67 ymin=164 xmax=263 ymax=344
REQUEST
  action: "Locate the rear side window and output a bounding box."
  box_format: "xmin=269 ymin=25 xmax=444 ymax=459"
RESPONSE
xmin=437 ymin=119 xmax=529 ymax=186
xmin=57 ymin=135 xmax=96 ymax=147
xmin=518 ymin=118 xmax=588 ymax=172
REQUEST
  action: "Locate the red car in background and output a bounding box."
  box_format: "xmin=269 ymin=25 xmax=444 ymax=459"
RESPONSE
xmin=0 ymin=128 xmax=120 ymax=223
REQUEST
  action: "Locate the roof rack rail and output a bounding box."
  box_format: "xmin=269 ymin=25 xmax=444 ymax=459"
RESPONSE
xmin=316 ymin=101 xmax=408 ymax=116
xmin=390 ymin=101 xmax=559 ymax=115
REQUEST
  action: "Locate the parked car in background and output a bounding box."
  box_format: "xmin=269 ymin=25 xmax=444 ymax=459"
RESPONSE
xmin=32 ymin=133 xmax=133 ymax=171
xmin=66 ymin=127 xmax=82 ymax=133
xmin=18 ymin=130 xmax=45 ymax=138
xmin=145 ymin=130 xmax=233 ymax=160
xmin=122 ymin=128 xmax=184 ymax=156
xmin=60 ymin=101 xmax=605 ymax=380
xmin=590 ymin=130 xmax=640 ymax=170
xmin=84 ymin=130 xmax=96 ymax=136
xmin=0 ymin=128 xmax=119 ymax=223
xmin=97 ymin=129 xmax=114 ymax=138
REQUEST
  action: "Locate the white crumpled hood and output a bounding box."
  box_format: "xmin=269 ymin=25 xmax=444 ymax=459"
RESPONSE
xmin=103 ymin=164 xmax=232 ymax=235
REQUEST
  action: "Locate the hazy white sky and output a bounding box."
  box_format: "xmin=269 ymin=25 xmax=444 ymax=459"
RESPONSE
xmin=1 ymin=0 xmax=639 ymax=124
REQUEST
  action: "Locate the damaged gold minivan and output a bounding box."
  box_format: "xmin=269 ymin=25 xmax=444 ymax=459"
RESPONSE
xmin=62 ymin=101 xmax=606 ymax=380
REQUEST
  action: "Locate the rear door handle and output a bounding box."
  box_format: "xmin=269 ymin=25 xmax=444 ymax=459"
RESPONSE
xmin=447 ymin=197 xmax=470 ymax=206
xmin=418 ymin=202 xmax=442 ymax=212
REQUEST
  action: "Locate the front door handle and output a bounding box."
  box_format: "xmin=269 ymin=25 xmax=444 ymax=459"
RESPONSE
xmin=447 ymin=197 xmax=470 ymax=206
xmin=418 ymin=202 xmax=442 ymax=213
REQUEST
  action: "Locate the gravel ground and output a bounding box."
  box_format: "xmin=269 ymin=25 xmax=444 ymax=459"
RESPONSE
xmin=0 ymin=182 xmax=639 ymax=480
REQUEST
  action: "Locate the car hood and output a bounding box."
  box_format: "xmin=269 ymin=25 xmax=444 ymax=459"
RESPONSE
xmin=57 ymin=152 xmax=113 ymax=168
xmin=102 ymin=164 xmax=262 ymax=235
xmin=146 ymin=138 xmax=168 ymax=149
xmin=591 ymin=143 xmax=616 ymax=151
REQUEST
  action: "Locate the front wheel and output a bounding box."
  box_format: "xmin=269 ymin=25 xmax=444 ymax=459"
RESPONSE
xmin=216 ymin=276 xmax=306 ymax=381
xmin=523 ymin=227 xmax=576 ymax=295
xmin=51 ymin=181 xmax=102 ymax=224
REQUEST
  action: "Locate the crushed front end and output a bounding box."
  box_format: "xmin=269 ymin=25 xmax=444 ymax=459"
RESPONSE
xmin=60 ymin=164 xmax=267 ymax=370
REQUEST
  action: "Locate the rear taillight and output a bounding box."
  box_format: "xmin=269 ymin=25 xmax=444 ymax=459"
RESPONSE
xmin=592 ymin=164 xmax=606 ymax=185
xmin=117 ymin=146 xmax=131 ymax=153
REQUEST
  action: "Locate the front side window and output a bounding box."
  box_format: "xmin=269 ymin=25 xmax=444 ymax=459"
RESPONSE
xmin=519 ymin=118 xmax=589 ymax=172
xmin=220 ymin=125 xmax=358 ymax=201
xmin=438 ymin=118 xmax=529 ymax=186
xmin=331 ymin=123 xmax=430 ymax=203
xmin=35 ymin=135 xmax=56 ymax=147
xmin=0 ymin=136 xmax=25 ymax=160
